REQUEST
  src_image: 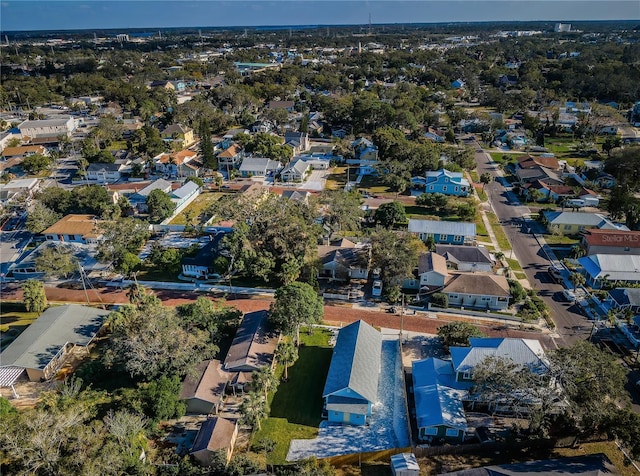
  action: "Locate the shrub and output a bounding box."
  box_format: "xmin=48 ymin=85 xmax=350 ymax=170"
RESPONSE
xmin=431 ymin=292 xmax=449 ymax=308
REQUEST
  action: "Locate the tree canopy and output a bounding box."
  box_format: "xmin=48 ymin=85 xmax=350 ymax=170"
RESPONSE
xmin=269 ymin=282 xmax=324 ymax=343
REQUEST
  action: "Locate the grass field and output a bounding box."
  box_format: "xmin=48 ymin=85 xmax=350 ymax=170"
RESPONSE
xmin=0 ymin=302 xmax=39 ymax=350
xmin=169 ymin=192 xmax=226 ymax=225
xmin=325 ymin=166 xmax=353 ymax=191
xmin=252 ymin=327 xmax=333 ymax=464
xmin=357 ymin=175 xmax=392 ymax=194
xmin=486 ymin=212 xmax=512 ymax=251
xmin=544 ymin=234 xmax=581 ymax=246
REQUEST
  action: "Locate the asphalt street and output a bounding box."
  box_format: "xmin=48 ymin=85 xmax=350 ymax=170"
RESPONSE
xmin=473 ymin=142 xmax=591 ymax=347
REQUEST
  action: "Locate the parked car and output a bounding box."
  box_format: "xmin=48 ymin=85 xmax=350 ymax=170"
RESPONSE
xmin=372 ymin=280 xmax=383 ymax=297
xmin=548 ymin=266 xmax=564 ymax=283
xmin=562 ymin=289 xmax=576 ymax=302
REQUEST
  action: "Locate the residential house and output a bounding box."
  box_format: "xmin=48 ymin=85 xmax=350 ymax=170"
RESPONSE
xmin=412 ymin=357 xmax=469 ymax=443
xmin=441 ymin=273 xmax=511 ymax=311
xmin=349 ymin=137 xmax=379 ymax=175
xmin=86 ymin=162 xmax=125 ymax=182
xmin=606 ymin=288 xmax=640 ymax=314
xmin=435 ymin=245 xmax=495 ymax=272
xmin=543 ymin=211 xmax=626 ymax=235
xmin=284 ymin=131 xmax=310 ymax=154
xmin=594 ymin=172 xmax=615 ymax=189
xmin=170 ymin=180 xmax=200 ymax=210
xmin=222 ymin=128 xmax=250 ymax=141
xmin=223 ymin=310 xmax=278 ymax=374
xmin=322 ymin=320 xmax=382 ymax=425
xmin=0 ymin=178 xmax=40 ymax=200
xmin=523 ymin=181 xmax=574 ymax=202
xmin=42 ymin=214 xmax=102 ymax=244
xmin=149 ymin=80 xmax=175 ymax=90
xmin=280 ymin=158 xmax=311 ymax=182
xmin=161 ymin=124 xmax=195 ymax=149
xmin=1 ymin=145 xmax=48 ymax=160
xmin=190 ymin=417 xmax=238 ymax=466
xmin=180 ymin=360 xmax=228 ymax=414
xmin=154 ymin=149 xmax=199 ymax=177
xmin=499 ymin=74 xmax=518 ymax=86
xmin=578 ymin=254 xmax=640 ymax=287
xmin=515 ymin=165 xmax=563 ymax=186
xmin=424 ymin=169 xmax=470 ymax=197
xmin=451 ymin=79 xmax=465 ymax=89
xmin=408 ymin=219 xmax=476 ymax=245
xmin=516 ymin=155 xmax=560 ymax=172
xmin=18 ymin=117 xmax=76 ymax=139
xmin=181 ymin=233 xmax=224 ymax=279
xmin=0 ymin=304 xmax=109 ymax=381
xmin=267 ymin=100 xmax=295 ymax=112
xmin=251 ymin=120 xmax=274 ymax=133
xmin=129 ymin=179 xmax=173 ymax=212
xmin=317 ymin=239 xmax=371 ymax=281
xmin=405 ymin=252 xmax=449 ymax=292
xmin=424 ymin=132 xmax=445 ymax=143
xmin=217 ymin=143 xmax=244 ymax=172
xmin=578 ymin=188 xmax=600 ymax=207
xmin=280 ymin=189 xmax=311 ymax=203
xmin=239 ymin=157 xmax=282 ymax=177
xmin=582 ymin=229 xmax=640 ymax=256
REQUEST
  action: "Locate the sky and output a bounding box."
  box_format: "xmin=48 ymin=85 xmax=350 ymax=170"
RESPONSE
xmin=1 ymin=1 xmax=639 ymax=32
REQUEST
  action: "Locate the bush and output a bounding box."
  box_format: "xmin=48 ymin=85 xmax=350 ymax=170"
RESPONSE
xmin=508 ymin=279 xmax=526 ymax=303
xmin=431 ymin=292 xmax=449 ymax=308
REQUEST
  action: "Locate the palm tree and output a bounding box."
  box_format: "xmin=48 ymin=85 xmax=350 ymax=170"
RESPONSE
xmin=569 ymin=272 xmax=586 ymax=293
xmin=570 ymin=244 xmax=586 ymax=259
xmin=252 ymin=365 xmax=276 ymax=400
xmin=275 ymin=339 xmax=298 ymax=381
xmin=240 ymin=391 xmax=267 ymax=432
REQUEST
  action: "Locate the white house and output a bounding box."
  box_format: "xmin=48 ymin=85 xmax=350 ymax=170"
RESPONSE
xmin=42 ymin=214 xmax=102 ymax=244
xmin=86 ymin=162 xmax=125 ymax=182
xmin=280 ymin=158 xmax=311 ymax=182
xmin=18 ymin=117 xmax=76 ymax=138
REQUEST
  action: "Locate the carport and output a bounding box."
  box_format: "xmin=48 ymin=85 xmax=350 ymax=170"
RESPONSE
xmin=0 ymin=366 xmax=26 ymax=398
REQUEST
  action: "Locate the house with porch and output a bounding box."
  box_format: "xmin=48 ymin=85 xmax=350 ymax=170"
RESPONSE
xmin=153 ymin=149 xmax=199 ymax=177
xmin=129 ymin=179 xmax=173 ymax=212
xmin=161 ymin=123 xmax=195 ymax=149
xmin=435 ymin=245 xmax=494 ymax=272
xmin=515 ymin=165 xmax=564 ymax=186
xmin=423 ymin=169 xmax=470 ymax=197
xmin=408 ymin=219 xmax=476 ymax=245
xmin=441 ymin=273 xmax=511 ymax=311
xmin=217 ymin=143 xmax=244 ymax=172
xmin=317 ymin=239 xmax=371 ymax=281
xmin=284 ymin=131 xmax=310 ymax=154
xmin=323 ymin=320 xmax=381 ymax=425
xmin=1 ymin=145 xmax=48 ymax=160
xmin=543 ymin=211 xmax=626 ymax=235
xmin=238 ymin=157 xmax=282 ymax=177
xmin=578 ymin=254 xmax=640 ymax=287
xmin=606 ymin=288 xmax=640 ymax=314
xmin=404 ymin=252 xmax=450 ymax=292
xmin=181 ymin=233 xmax=224 ymax=279
xmin=86 ymin=162 xmax=126 ymax=182
xmin=280 ymin=158 xmax=311 ymax=183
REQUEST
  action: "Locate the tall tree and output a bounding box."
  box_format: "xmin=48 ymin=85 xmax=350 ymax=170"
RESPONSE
xmin=374 ymin=201 xmax=406 ymax=228
xmin=240 ymin=391 xmax=268 ymax=432
xmin=269 ymin=282 xmax=324 ymax=345
xmin=370 ymin=229 xmax=424 ymax=287
xmin=26 ymin=203 xmax=61 ymax=234
xmin=437 ymin=321 xmax=485 ymax=349
xmin=22 ymin=279 xmax=48 ymax=314
xmin=198 ymin=119 xmax=216 ymax=170
xmin=146 ymin=189 xmax=175 ymax=223
xmin=35 ymin=244 xmax=78 ymax=278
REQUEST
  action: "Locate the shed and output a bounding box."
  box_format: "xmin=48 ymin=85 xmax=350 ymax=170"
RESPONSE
xmin=190 ymin=417 xmax=238 ymax=466
xmin=391 ymin=453 xmax=420 ymax=476
xmin=180 ymin=360 xmax=229 ymax=414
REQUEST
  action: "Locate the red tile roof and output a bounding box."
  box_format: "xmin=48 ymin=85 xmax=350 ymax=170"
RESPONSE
xmin=582 ymin=229 xmax=640 ymax=248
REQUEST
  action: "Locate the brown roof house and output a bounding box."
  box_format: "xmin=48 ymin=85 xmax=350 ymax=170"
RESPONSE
xmin=223 ymin=311 xmax=279 ymax=393
xmin=180 ymin=360 xmax=229 ymax=414
xmin=516 ymin=154 xmax=560 ymax=171
xmin=582 ymin=229 xmax=640 ymax=256
xmin=42 ymin=214 xmax=102 ymax=244
xmin=190 ymin=417 xmax=238 ymax=466
xmin=441 ymin=273 xmax=511 ymax=311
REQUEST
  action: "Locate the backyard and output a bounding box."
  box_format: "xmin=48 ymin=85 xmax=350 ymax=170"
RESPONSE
xmin=168 ymin=191 xmax=226 ymax=225
xmin=0 ymin=302 xmax=40 ymax=350
xmin=251 ymin=327 xmax=334 ymax=464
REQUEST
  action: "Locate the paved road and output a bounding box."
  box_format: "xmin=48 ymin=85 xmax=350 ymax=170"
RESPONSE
xmin=473 ymin=142 xmax=591 ymax=347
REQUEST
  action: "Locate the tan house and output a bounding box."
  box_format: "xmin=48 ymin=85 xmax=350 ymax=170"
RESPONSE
xmin=442 ymin=273 xmax=511 ymax=311
xmin=180 ymin=360 xmax=229 ymax=414
xmin=191 ymin=417 xmax=238 ymax=466
xmin=161 ymin=124 xmax=195 ymax=149
xmin=42 ymin=214 xmax=102 ymax=244
xmin=1 ymin=145 xmax=48 ymax=160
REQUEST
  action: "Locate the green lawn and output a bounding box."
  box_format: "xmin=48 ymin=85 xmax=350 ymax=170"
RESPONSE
xmin=0 ymin=302 xmax=39 ymax=350
xmin=169 ymin=192 xmax=226 ymax=225
xmin=486 ymin=212 xmax=512 ymax=251
xmin=357 ymin=175 xmax=392 ymax=194
xmin=326 ymin=166 xmax=355 ymax=191
xmin=252 ymin=328 xmax=333 ymax=464
xmin=544 ymin=234 xmax=581 ymax=246
xmin=475 ymin=212 xmax=489 ymax=238
xmin=489 ymin=152 xmax=520 ymax=164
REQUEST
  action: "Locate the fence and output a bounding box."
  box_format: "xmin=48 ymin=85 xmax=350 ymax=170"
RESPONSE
xmin=428 ymin=304 xmax=522 ymax=322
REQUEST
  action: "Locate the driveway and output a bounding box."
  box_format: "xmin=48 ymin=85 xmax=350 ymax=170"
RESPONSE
xmin=474 ymin=142 xmax=591 ymax=347
xmin=301 ymin=170 xmax=328 ymax=191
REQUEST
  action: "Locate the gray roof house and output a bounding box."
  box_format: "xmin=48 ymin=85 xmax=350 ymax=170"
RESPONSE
xmin=280 ymin=158 xmax=311 ymax=182
xmin=322 ymin=320 xmax=382 ymax=425
xmin=0 ymin=304 xmax=109 ymax=382
xmin=408 ymin=219 xmax=476 ymax=245
xmin=607 ymin=288 xmax=640 ymax=312
xmin=223 ymin=311 xmax=278 ymax=373
xmin=441 ymin=273 xmax=511 ymax=311
xmin=239 ymin=157 xmax=282 ymax=177
xmin=435 ymin=245 xmax=495 ymax=272
xmin=578 ymin=254 xmax=640 ymax=286
xmin=543 ymin=211 xmax=627 ymax=234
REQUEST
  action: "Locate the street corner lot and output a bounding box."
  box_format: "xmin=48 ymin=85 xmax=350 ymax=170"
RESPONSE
xmin=286 ymin=338 xmax=410 ymax=461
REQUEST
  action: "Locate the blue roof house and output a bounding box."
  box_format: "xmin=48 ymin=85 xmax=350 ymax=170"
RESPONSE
xmin=322 ymin=320 xmax=382 ymax=425
xmin=424 ymin=169 xmax=470 ymax=197
xmin=412 ymin=358 xmax=470 ymax=443
xmin=408 ymin=219 xmax=476 ymax=245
